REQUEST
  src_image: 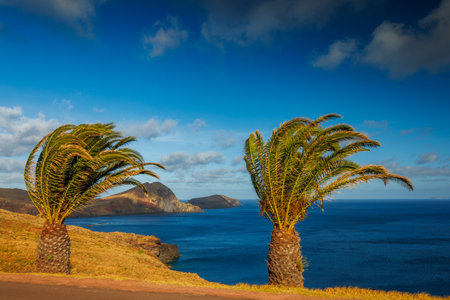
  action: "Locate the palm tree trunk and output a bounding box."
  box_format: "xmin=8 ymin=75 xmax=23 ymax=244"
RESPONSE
xmin=36 ymin=221 xmax=71 ymax=274
xmin=267 ymin=227 xmax=303 ymax=287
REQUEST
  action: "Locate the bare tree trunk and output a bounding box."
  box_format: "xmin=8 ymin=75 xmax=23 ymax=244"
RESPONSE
xmin=267 ymin=227 xmax=303 ymax=287
xmin=36 ymin=221 xmax=71 ymax=274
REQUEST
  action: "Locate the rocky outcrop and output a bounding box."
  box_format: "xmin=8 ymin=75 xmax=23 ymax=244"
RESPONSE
xmin=188 ymin=195 xmax=241 ymax=209
xmin=0 ymin=182 xmax=203 ymax=218
xmin=104 ymin=231 xmax=179 ymax=263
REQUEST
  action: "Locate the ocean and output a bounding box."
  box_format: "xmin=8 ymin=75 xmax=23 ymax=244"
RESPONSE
xmin=66 ymin=200 xmax=450 ymax=296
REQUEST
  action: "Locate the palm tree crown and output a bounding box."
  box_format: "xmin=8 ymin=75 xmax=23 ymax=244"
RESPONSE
xmin=24 ymin=123 xmax=164 ymax=224
xmin=244 ymin=114 xmax=413 ymax=231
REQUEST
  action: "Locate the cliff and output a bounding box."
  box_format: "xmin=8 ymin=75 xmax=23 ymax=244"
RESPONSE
xmin=0 ymin=182 xmax=203 ymax=218
xmin=188 ymin=195 xmax=241 ymax=209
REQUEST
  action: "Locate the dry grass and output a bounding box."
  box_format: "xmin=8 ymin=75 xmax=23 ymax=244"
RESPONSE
xmin=231 ymin=284 xmax=449 ymax=300
xmin=0 ymin=208 xmax=207 ymax=286
xmin=0 ymin=208 xmax=448 ymax=300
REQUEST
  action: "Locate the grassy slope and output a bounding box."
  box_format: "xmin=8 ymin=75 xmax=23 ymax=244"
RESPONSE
xmin=0 ymin=209 xmax=447 ymax=300
xmin=0 ymin=208 xmax=205 ymax=285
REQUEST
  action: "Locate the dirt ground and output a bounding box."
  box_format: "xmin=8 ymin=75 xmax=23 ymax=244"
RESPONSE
xmin=0 ymin=274 xmax=340 ymax=300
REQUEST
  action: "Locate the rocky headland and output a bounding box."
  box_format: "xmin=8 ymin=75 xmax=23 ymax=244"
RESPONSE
xmin=72 ymin=182 xmax=203 ymax=217
xmin=187 ymin=195 xmax=241 ymax=209
xmin=0 ymin=182 xmax=203 ymax=218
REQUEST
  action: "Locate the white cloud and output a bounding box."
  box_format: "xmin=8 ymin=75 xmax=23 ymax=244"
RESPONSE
xmin=212 ymin=130 xmax=236 ymax=148
xmin=190 ymin=168 xmax=234 ymax=183
xmin=142 ymin=16 xmax=188 ymax=58
xmin=0 ymin=171 xmax=23 ymax=186
xmin=312 ymin=39 xmax=357 ymax=70
xmin=165 ymin=167 xmax=250 ymax=187
xmin=160 ymin=119 xmax=177 ymax=133
xmin=191 ymin=151 xmax=225 ymax=165
xmin=0 ymin=158 xmax=25 ymax=172
xmin=188 ymin=118 xmax=206 ymax=132
xmin=0 ymin=106 xmax=21 ymax=128
xmin=126 ymin=118 xmax=178 ymax=140
xmin=0 ymin=106 xmax=59 ymax=156
xmin=160 ymin=152 xmax=189 ymax=170
xmin=361 ymin=0 xmax=450 ymax=78
xmin=160 ymin=151 xmax=225 ymax=171
xmin=417 ymin=152 xmax=438 ymax=164
xmin=381 ymin=158 xmax=450 ymax=177
xmin=0 ymin=0 xmax=105 ymax=37
xmin=231 ymin=156 xmax=243 ymax=166
xmin=201 ymin=0 xmax=363 ymax=48
xmin=180 ymin=168 xmax=246 ymax=185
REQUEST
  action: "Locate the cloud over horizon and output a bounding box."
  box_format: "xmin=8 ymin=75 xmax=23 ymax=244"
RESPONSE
xmin=0 ymin=158 xmax=25 ymax=173
xmin=160 ymin=151 xmax=225 ymax=171
xmin=417 ymin=152 xmax=439 ymax=164
xmin=188 ymin=118 xmax=206 ymax=132
xmin=0 ymin=106 xmax=59 ymax=156
xmin=381 ymin=158 xmax=450 ymax=178
xmin=212 ymin=130 xmax=237 ymax=148
xmin=126 ymin=118 xmax=178 ymax=140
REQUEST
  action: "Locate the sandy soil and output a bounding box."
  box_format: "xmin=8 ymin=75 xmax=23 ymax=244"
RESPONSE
xmin=0 ymin=273 xmax=342 ymax=300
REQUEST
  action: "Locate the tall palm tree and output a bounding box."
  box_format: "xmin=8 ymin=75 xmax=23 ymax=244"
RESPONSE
xmin=24 ymin=123 xmax=164 ymax=274
xmin=244 ymin=114 xmax=413 ymax=287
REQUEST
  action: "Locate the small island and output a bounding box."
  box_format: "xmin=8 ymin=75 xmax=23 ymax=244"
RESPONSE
xmin=188 ymin=195 xmax=241 ymax=209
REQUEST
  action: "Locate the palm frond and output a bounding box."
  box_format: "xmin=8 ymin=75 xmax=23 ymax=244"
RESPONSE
xmin=24 ymin=123 xmax=164 ymax=224
xmin=243 ymin=114 xmax=414 ymax=230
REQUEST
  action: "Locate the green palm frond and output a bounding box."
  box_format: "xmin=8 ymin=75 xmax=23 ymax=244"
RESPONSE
xmin=24 ymin=123 xmax=164 ymax=224
xmin=244 ymin=114 xmax=414 ymax=231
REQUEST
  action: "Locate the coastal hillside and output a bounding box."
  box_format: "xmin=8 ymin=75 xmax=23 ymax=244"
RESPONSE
xmin=0 ymin=188 xmax=38 ymax=215
xmin=188 ymin=195 xmax=241 ymax=209
xmin=72 ymin=182 xmax=203 ymax=217
xmin=0 ymin=182 xmax=203 ymax=218
xmin=0 ymin=208 xmax=205 ymax=284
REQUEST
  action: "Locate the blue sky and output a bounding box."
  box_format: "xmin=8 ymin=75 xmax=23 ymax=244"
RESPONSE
xmin=0 ymin=0 xmax=449 ymax=200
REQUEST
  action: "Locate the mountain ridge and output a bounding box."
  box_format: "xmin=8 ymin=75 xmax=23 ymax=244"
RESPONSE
xmin=0 ymin=182 xmax=203 ymax=217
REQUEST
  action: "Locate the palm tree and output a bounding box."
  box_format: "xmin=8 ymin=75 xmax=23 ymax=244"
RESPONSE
xmin=244 ymin=114 xmax=413 ymax=287
xmin=24 ymin=123 xmax=164 ymax=274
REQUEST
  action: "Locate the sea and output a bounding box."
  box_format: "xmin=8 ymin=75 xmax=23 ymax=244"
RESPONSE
xmin=66 ymin=200 xmax=450 ymax=296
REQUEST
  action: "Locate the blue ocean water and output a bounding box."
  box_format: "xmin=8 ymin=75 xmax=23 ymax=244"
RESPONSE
xmin=66 ymin=200 xmax=450 ymax=296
